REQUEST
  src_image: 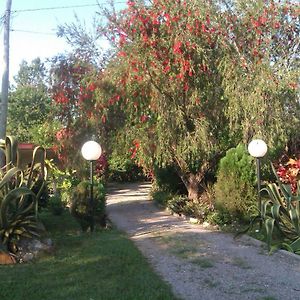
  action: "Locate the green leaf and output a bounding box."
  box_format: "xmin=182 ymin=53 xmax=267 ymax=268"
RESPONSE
xmin=290 ymin=237 xmax=300 ymax=252
xmin=264 ymin=218 xmax=275 ymax=251
xmin=1 ymin=187 xmax=36 ymax=229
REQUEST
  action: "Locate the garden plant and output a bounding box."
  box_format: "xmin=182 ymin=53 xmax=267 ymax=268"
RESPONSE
xmin=261 ymin=159 xmax=300 ymax=253
xmin=0 ymin=136 xmax=47 ymax=256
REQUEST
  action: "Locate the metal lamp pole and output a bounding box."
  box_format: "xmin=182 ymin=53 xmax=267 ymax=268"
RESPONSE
xmin=256 ymin=157 xmax=262 ymax=212
xmin=89 ymin=160 xmax=95 ymax=232
xmin=81 ymin=140 xmax=102 ymax=232
xmin=248 ymin=139 xmax=268 ymax=216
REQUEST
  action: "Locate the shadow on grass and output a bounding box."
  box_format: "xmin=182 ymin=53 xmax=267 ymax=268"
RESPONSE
xmin=0 ymin=211 xmax=178 ymax=300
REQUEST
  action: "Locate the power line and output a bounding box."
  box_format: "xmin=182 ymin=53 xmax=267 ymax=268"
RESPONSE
xmin=11 ymin=2 xmax=127 ymax=13
xmin=10 ymin=28 xmax=56 ymax=35
xmin=12 ymin=4 xmax=99 ymax=13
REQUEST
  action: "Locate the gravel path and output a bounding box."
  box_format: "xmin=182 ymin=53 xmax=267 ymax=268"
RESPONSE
xmin=106 ymin=182 xmax=300 ymax=300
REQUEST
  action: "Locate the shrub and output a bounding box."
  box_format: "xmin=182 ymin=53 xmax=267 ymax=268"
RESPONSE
xmin=152 ymin=183 xmax=214 ymax=223
xmin=48 ymin=195 xmax=64 ymax=215
xmin=108 ymin=155 xmax=146 ymax=182
xmin=214 ymin=144 xmax=257 ymax=223
xmin=206 ymin=210 xmax=232 ymax=226
xmin=151 ymin=190 xmax=173 ymax=207
xmin=47 ymin=159 xmax=80 ymax=207
xmin=153 ymin=165 xmax=186 ymax=194
xmin=70 ymin=180 xmax=106 ymax=231
xmin=167 ymin=195 xmax=189 ymax=215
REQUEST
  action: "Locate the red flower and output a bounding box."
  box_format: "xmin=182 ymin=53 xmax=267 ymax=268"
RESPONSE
xmin=88 ymin=82 xmax=96 ymax=92
xmin=184 ymin=82 xmax=189 ymax=92
xmin=140 ymin=114 xmax=148 ymax=122
xmin=173 ymin=41 xmax=182 ymax=55
xmin=118 ymin=51 xmax=127 ymax=57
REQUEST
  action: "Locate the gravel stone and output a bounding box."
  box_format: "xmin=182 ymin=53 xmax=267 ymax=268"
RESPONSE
xmin=107 ymin=182 xmax=300 ymax=300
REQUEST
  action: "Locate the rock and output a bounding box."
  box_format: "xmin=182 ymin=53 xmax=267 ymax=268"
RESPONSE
xmin=189 ymin=217 xmax=199 ymax=224
xmin=22 ymin=253 xmax=34 ymax=263
xmin=42 ymin=238 xmax=53 ymax=247
xmin=202 ymin=221 xmax=210 ymax=227
xmin=17 ymin=237 xmax=55 ymax=263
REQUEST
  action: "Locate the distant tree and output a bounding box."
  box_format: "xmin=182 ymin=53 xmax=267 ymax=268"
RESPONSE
xmin=49 ymin=16 xmax=116 ymax=169
xmin=7 ymin=58 xmax=54 ymax=144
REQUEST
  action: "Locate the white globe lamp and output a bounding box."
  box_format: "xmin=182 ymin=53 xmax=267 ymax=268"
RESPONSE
xmin=248 ymin=139 xmax=268 ymax=158
xmin=81 ymin=141 xmax=102 ymax=161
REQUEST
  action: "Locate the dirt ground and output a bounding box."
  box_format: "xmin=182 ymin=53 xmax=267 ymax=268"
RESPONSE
xmin=106 ymin=182 xmax=300 ymax=300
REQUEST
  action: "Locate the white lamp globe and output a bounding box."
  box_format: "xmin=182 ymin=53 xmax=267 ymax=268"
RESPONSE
xmin=81 ymin=141 xmax=102 ymax=161
xmin=248 ymin=139 xmax=268 ymax=158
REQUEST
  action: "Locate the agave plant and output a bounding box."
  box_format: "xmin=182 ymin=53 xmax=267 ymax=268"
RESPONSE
xmin=260 ymin=164 xmax=300 ymax=254
xmin=0 ymin=136 xmax=47 ymax=253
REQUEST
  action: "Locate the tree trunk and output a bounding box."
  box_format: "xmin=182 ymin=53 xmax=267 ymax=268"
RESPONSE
xmin=181 ymin=172 xmax=206 ymax=201
xmin=173 ymin=156 xmax=218 ymax=201
xmin=185 ymin=174 xmax=201 ymax=200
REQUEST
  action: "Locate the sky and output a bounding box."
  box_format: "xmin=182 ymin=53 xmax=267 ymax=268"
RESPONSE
xmin=0 ymin=0 xmax=126 ymax=85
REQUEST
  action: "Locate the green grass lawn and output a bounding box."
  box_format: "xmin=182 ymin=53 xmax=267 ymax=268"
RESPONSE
xmin=0 ymin=211 xmax=178 ymax=300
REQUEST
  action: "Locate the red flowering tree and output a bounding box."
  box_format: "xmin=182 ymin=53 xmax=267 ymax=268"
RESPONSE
xmin=49 ymin=54 xmax=101 ymax=167
xmin=97 ymin=0 xmax=299 ymax=199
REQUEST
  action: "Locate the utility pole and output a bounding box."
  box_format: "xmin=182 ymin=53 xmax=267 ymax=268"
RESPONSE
xmin=0 ymin=0 xmax=12 ymax=140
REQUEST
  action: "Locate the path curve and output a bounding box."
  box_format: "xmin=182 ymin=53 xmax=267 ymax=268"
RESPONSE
xmin=106 ymin=182 xmax=300 ymax=300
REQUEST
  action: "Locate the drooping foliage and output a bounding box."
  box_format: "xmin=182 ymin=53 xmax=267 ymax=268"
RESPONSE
xmin=96 ymin=0 xmax=299 ymax=199
xmin=47 ymin=0 xmax=299 ymax=200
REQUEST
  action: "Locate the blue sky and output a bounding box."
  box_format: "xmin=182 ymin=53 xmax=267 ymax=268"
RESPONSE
xmin=0 ymin=0 xmax=126 ymax=84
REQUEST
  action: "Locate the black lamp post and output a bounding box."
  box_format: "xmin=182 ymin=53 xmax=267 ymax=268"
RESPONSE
xmin=248 ymin=139 xmax=268 ymax=215
xmin=81 ymin=140 xmax=102 ymax=232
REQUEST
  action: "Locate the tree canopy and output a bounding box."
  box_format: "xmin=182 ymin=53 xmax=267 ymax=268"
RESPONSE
xmin=7 ymin=58 xmax=54 ymax=144
xmin=47 ymin=0 xmax=299 ymax=199
xmin=93 ymin=0 xmax=300 ymax=198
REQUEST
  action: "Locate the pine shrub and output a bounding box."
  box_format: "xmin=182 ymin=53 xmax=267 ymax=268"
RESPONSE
xmin=214 ymin=144 xmax=257 ymax=222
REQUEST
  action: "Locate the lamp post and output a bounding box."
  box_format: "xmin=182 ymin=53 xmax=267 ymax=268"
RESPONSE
xmin=81 ymin=140 xmax=102 ymax=232
xmin=248 ymin=139 xmax=268 ymax=215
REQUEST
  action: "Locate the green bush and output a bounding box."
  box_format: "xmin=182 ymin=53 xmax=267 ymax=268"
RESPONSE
xmin=214 ymin=144 xmax=257 ymax=223
xmin=47 ymin=159 xmax=80 ymax=207
xmin=152 ymin=185 xmax=214 ymax=223
xmin=167 ymin=195 xmax=189 ymax=215
xmin=206 ymin=210 xmax=232 ymax=226
xmin=151 ymin=190 xmax=173 ymax=207
xmin=48 ymin=195 xmax=64 ymax=216
xmin=108 ymin=156 xmax=146 ymax=182
xmin=70 ymin=181 xmax=106 ymax=231
xmin=153 ymin=165 xmax=186 ymax=194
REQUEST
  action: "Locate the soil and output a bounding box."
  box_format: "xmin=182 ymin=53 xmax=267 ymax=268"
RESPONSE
xmin=106 ymin=182 xmax=300 ymax=300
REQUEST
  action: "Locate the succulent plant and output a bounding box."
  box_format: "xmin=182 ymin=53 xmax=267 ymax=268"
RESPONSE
xmin=0 ymin=136 xmax=47 ymax=253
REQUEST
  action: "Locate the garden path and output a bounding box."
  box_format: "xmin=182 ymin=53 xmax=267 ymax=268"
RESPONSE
xmin=106 ymin=182 xmax=300 ymax=300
